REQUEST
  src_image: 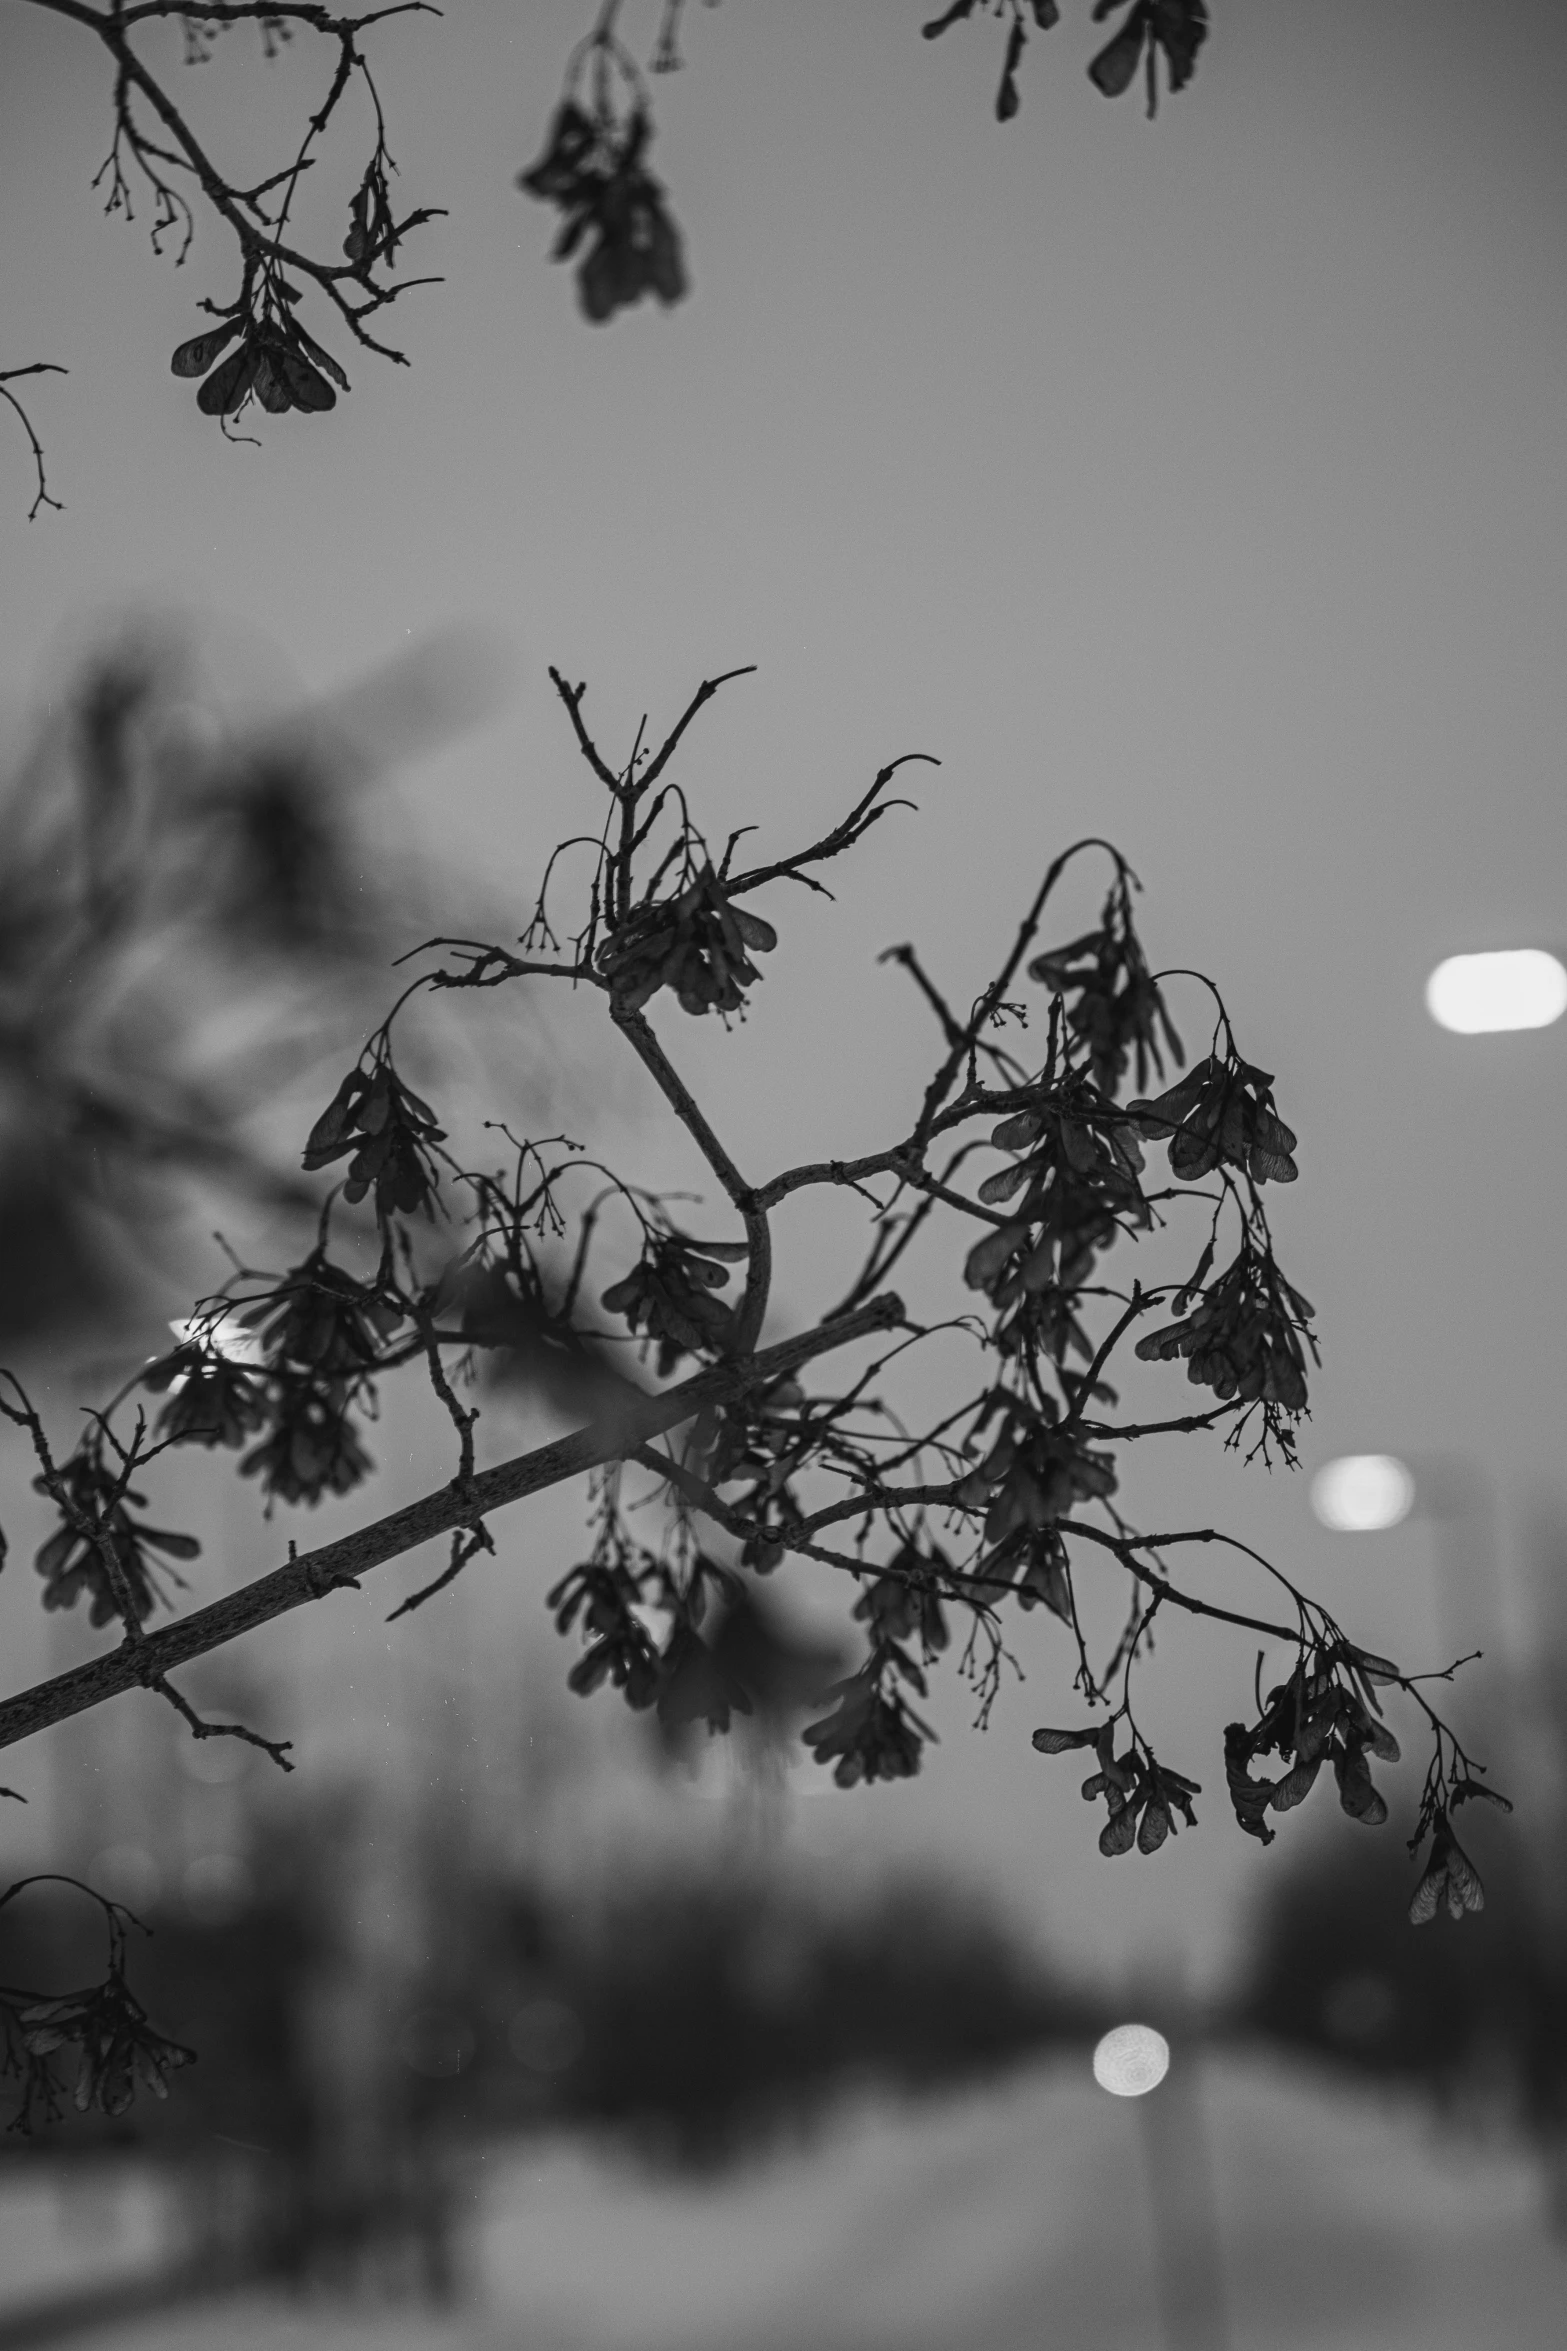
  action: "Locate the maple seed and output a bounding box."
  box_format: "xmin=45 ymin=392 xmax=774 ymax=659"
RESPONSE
xmin=175 ymin=303 xmax=345 ymax=421
xmin=1409 ymin=1818 xmax=1486 ymax=1925
xmin=345 ymin=186 xmax=372 ymax=265
xmin=1088 ymin=0 xmax=1209 ymax=116
xmin=276 ymin=347 xmax=336 ymax=413
xmin=1031 ymin=1725 xmax=1099 ymax=1755
xmin=170 ymin=318 xmax=243 ymax=378
xmin=253 ymin=351 xmax=291 ymax=415
xmin=1088 ymin=9 xmax=1146 ymax=99
xmin=291 ymin=326 xmax=349 ymax=393
xmin=520 ymin=98 xmax=690 ymax=325
xmin=196 ymin=344 xmax=260 ymax=417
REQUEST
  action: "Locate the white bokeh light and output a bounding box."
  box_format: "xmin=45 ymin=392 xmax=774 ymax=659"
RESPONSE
xmin=1311 ymin=1454 xmax=1415 ymax=1533
xmin=1425 ymin=950 xmax=1567 ymax=1034
xmin=166 ymin=1313 xmax=266 ymax=1366
xmin=1092 ymin=2023 xmax=1170 ymax=2098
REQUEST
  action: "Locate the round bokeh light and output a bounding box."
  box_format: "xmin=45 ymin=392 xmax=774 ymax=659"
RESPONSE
xmin=1092 ymin=2023 xmax=1170 ymax=2098
xmin=1310 ymin=1454 xmax=1415 ymax=1533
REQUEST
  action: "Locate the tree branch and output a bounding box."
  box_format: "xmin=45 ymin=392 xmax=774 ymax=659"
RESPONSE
xmin=0 ymin=1292 xmax=902 ymax=1758
xmin=909 ymin=836 xmax=1126 ymax=1147
xmin=23 ymin=0 xmax=443 ymax=366
xmin=0 ymin=364 xmax=67 ymax=519
xmin=611 ymin=1003 xmax=774 ymax=1352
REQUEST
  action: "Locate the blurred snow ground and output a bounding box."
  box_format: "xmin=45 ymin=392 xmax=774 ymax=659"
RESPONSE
xmin=4 ymin=2049 xmax=1563 ymax=2351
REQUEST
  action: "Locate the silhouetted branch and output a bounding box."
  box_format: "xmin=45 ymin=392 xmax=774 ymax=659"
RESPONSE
xmin=18 ymin=0 xmax=444 ymax=464
xmin=0 ymin=363 xmax=66 ymax=518
xmin=0 ymin=1292 xmax=904 ymax=1756
xmin=0 ymin=658 xmax=1492 ymax=2106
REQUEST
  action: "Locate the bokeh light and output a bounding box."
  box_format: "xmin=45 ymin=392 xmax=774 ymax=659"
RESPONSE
xmin=1092 ymin=2023 xmax=1170 ymax=2098
xmin=1425 ymin=950 xmax=1567 ymax=1034
xmin=1310 ymin=1455 xmax=1416 ymax=1532
xmin=89 ymin=1842 xmax=162 ymax=1912
xmin=508 ymin=1999 xmax=585 ymax=2075
xmin=398 ymin=2009 xmax=476 ymax=2079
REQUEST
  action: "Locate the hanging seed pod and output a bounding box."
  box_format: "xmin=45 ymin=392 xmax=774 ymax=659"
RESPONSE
xmin=275 ymin=347 xmax=336 ymax=413
xmin=170 ymin=317 xmax=244 ymax=378
xmin=344 ymin=184 xmax=372 ymax=265
xmin=1088 ymin=4 xmax=1150 ymax=99
xmin=252 ymin=349 xmax=294 ymax=414
xmin=196 ymin=341 xmax=261 ymax=416
xmin=289 ymin=323 xmax=349 ymax=391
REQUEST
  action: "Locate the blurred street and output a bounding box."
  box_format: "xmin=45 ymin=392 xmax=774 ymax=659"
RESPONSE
xmin=4 ymin=2048 xmax=1562 ymax=2351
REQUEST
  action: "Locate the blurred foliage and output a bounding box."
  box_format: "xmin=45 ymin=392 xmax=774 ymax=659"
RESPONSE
xmin=0 ymin=630 xmax=451 ymax=1355
xmin=0 ymin=1847 xmax=1084 ymax=2155
xmin=0 ymin=1877 xmax=195 ymax=2135
xmin=1234 ymin=1684 xmax=1567 ymax=2216
xmin=1239 ymin=1813 xmax=1551 ymax=2093
xmin=0 ymin=1870 xmax=315 ymax=2160
xmin=490 ymin=1864 xmax=1092 ymax=2164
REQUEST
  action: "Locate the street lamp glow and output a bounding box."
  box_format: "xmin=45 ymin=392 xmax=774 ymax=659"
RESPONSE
xmin=1093 ymin=2023 xmax=1170 ymax=2098
xmin=1425 ymin=950 xmax=1567 ymax=1034
xmin=1311 ymin=1454 xmax=1415 ymax=1532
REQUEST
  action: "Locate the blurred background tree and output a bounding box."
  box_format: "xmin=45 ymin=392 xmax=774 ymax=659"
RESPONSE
xmin=0 ymin=620 xmax=499 ymax=1356
xmin=0 ymin=1651 xmax=1100 ymax=2304
xmin=1232 ymin=1523 xmax=1567 ymax=2230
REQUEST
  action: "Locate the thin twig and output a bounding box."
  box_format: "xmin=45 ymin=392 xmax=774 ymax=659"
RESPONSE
xmin=0 ymin=364 xmax=67 ymax=518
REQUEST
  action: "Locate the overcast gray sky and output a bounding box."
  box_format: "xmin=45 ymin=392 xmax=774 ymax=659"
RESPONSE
xmin=3 ymin=0 xmax=1567 ymax=1988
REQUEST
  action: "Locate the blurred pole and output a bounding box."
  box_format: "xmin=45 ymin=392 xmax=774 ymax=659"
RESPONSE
xmin=1135 ymin=2041 xmax=1230 ymax=2351
xmin=1419 ymin=1477 xmax=1567 ymax=2235
xmin=1413 ymin=1455 xmax=1504 ymax=1688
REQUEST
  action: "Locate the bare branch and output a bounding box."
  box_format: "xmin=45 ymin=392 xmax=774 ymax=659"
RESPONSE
xmin=0 ymin=363 xmax=67 ymax=518
xmin=726 ymin=752 xmax=936 ymax=902
xmin=878 ymin=940 xmax=966 ymax=1049
xmin=150 ymin=1671 xmax=294 ymax=1771
xmin=611 ymin=1003 xmax=774 ymax=1352
xmin=546 ymin=667 xmax=627 ymax=795
xmin=909 ymin=836 xmax=1127 ymax=1146
xmin=21 ymin=0 xmax=445 ymax=440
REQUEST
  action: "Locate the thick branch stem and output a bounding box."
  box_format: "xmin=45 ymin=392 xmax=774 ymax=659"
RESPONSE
xmin=611 ymin=1004 xmax=774 ymax=1352
xmin=0 ymin=1293 xmax=901 ymax=1758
